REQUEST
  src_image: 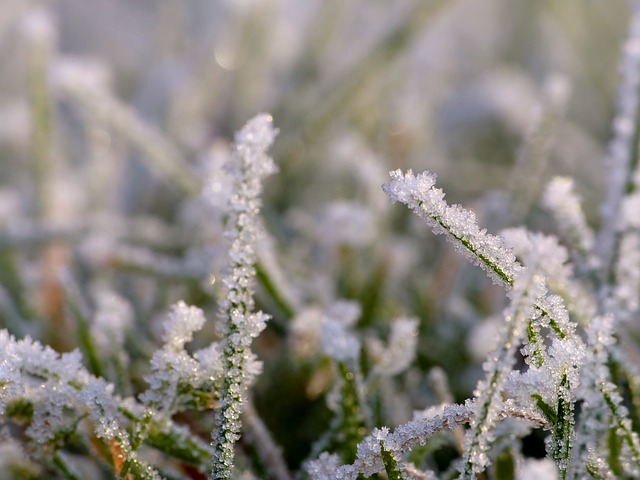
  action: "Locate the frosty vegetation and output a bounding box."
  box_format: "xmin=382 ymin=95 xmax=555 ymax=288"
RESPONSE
xmin=2 ymin=1 xmax=640 ymax=480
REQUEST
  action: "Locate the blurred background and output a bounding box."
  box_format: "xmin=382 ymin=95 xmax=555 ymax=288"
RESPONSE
xmin=0 ymin=1 xmax=628 ymax=199
xmin=0 ymin=0 xmax=633 ymax=474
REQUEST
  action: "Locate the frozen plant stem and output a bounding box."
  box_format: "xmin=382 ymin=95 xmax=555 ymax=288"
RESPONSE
xmin=382 ymin=170 xmax=571 ymax=338
xmin=210 ymin=114 xmax=278 ymax=479
xmin=382 ymin=170 xmax=521 ymax=286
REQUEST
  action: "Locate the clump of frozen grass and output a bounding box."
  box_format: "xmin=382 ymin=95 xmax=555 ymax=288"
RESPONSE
xmin=0 ymin=114 xmax=278 ymax=479
xmin=0 ymin=329 xmax=161 ymax=479
xmin=380 ymin=168 xmax=592 ymax=479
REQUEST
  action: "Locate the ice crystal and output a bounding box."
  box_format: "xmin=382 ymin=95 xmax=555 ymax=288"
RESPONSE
xmin=306 ymin=452 xmax=343 ymax=478
xmin=79 ymin=377 xmax=121 ymax=441
xmin=194 ymin=343 xmax=225 ymax=382
xmin=161 ymin=301 xmax=207 ymax=349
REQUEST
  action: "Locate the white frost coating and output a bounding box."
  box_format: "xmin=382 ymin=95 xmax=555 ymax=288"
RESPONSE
xmin=0 ymin=329 xmax=160 ymax=474
xmin=79 ymin=377 xmax=122 ymax=441
xmin=576 ymin=315 xmax=640 ymax=477
xmin=161 ymin=301 xmax=206 ymax=349
xmin=193 ymin=343 xmax=225 ymax=382
xmin=502 ymin=228 xmax=596 ymax=326
xmin=211 ymin=114 xmax=278 ymax=479
xmin=308 ymin=402 xmax=475 ymax=480
xmin=306 ymin=452 xmax=343 ymax=478
xmin=461 ymin=269 xmax=545 ymax=478
xmin=383 ymin=169 xmax=522 ymax=286
xmin=507 ymin=232 xmax=572 ymax=294
xmin=542 ymin=177 xmax=594 ymax=255
xmin=500 ymin=227 xmax=532 ymax=257
xmin=580 ymin=336 xmax=617 ymax=475
xmin=234 ymin=114 xmax=278 ymax=150
xmin=142 ymin=349 xmax=197 ymax=412
xmin=505 ymin=367 xmax=554 ymax=410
